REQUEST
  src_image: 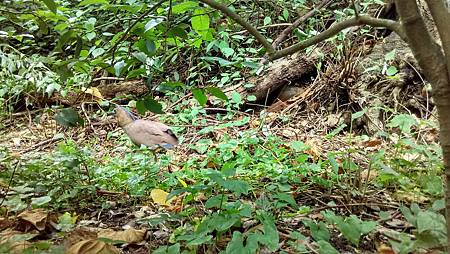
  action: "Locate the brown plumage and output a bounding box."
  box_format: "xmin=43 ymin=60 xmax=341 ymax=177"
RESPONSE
xmin=115 ymin=106 xmax=179 ymax=149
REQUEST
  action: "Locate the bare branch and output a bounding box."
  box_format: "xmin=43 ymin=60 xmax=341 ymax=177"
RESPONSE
xmin=272 ymin=0 xmax=333 ymax=49
xmin=198 ymin=0 xmax=275 ymax=54
xmin=270 ymin=15 xmax=404 ymax=60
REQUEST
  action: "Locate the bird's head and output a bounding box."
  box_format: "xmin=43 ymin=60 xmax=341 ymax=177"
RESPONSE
xmin=115 ymin=106 xmax=138 ymax=127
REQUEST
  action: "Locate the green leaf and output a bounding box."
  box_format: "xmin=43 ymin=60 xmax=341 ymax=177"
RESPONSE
xmin=192 ymin=88 xmax=208 ymax=106
xmin=317 ymin=240 xmax=339 ymax=254
xmin=57 ymin=212 xmax=77 ymax=232
xmin=205 ymin=195 xmax=227 ymax=209
xmin=386 ymin=65 xmax=398 ymax=76
xmin=31 ymin=196 xmax=51 ymax=207
xmin=263 ymin=16 xmax=271 ymax=26
xmin=41 ymin=0 xmax=57 ymax=13
xmin=416 ymin=210 xmax=446 ymax=234
xmin=91 ymin=47 xmax=105 ymax=58
xmin=55 ymin=108 xmax=84 ymax=127
xmin=226 ymin=231 xmax=245 ymax=254
xmin=136 ymin=97 xmax=164 ymax=114
xmin=79 ymin=0 xmax=108 ymax=6
xmin=114 ymin=60 xmax=125 ymax=77
xmin=259 ymin=212 xmax=279 ymax=251
xmin=303 ymin=219 xmax=330 ymax=242
xmin=386 ymin=114 xmax=418 ymax=134
xmin=172 ymin=1 xmax=198 ymax=14
xmin=191 ymin=9 xmax=210 ymax=32
xmin=290 ymin=141 xmax=309 ymax=152
xmin=246 ymin=95 xmax=257 ymax=101
xmin=351 ymin=108 xmax=367 ymax=121
xmin=153 ymin=243 xmax=181 ymax=254
xmin=222 ymin=179 xmax=249 ymax=195
xmin=206 ymin=87 xmax=228 ymax=101
xmin=231 ymin=91 xmax=242 ymax=104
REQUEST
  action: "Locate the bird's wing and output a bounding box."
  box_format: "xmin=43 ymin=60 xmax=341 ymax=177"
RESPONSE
xmin=124 ymin=120 xmax=178 ymax=148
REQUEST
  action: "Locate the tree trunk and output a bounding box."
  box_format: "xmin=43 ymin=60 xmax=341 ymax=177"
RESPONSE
xmin=395 ymin=0 xmax=450 ymax=247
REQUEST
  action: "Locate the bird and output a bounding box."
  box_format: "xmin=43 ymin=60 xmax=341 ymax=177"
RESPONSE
xmin=114 ymin=106 xmax=179 ymax=152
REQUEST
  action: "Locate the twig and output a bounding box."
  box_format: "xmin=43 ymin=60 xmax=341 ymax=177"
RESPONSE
xmin=109 ymin=0 xmax=166 ymax=64
xmin=0 ymin=160 xmax=20 ymax=207
xmin=19 ymin=136 xmax=64 ymax=154
xmin=272 ymin=0 xmax=333 ymax=49
xmin=92 ymin=77 xmax=125 ymax=82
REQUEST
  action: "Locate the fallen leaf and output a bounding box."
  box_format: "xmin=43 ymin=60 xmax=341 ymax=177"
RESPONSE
xmin=64 ymin=227 xmax=98 ymax=247
xmin=151 ymin=189 xmax=172 ymax=206
xmin=377 ymin=243 xmax=395 ymax=254
xmin=98 ymin=228 xmax=147 ymax=244
xmin=66 ymin=239 xmax=120 ymax=254
xmin=18 ymin=208 xmax=48 ymax=231
xmin=0 ymin=229 xmax=36 ymax=253
xmin=82 ymin=87 xmax=104 ymax=99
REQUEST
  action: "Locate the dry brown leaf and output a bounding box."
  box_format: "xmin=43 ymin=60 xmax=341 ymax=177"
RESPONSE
xmin=393 ymin=190 xmax=429 ymax=203
xmin=0 ymin=229 xmax=35 ymax=253
xmin=304 ymin=139 xmax=321 ymax=161
xmin=361 ymin=169 xmax=378 ymax=182
xmin=98 ymin=228 xmax=146 ymax=244
xmin=66 ymin=239 xmax=120 ymax=254
xmin=64 ymin=227 xmax=98 ymax=247
xmin=18 ymin=208 xmax=48 ymax=231
xmin=362 ymin=139 xmax=382 ymax=148
xmin=377 ymin=244 xmax=395 ymax=254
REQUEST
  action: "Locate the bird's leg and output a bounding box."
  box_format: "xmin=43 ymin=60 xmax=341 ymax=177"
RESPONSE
xmin=150 ymin=149 xmax=158 ymax=162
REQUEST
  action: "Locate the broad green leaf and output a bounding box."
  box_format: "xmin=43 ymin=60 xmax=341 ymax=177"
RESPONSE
xmin=79 ymin=0 xmax=108 ymax=6
xmin=136 ymin=97 xmax=164 ymax=114
xmin=205 ymin=195 xmax=227 ymax=209
xmin=263 ymin=16 xmax=271 ymax=26
xmin=144 ymin=18 xmax=164 ymax=32
xmin=114 ymin=60 xmax=125 ymax=77
xmin=222 ymin=179 xmax=249 ymax=195
xmin=386 ymin=114 xmax=418 ymax=134
xmin=192 ymin=88 xmax=207 ymax=106
xmin=259 ymin=213 xmax=279 ymax=251
xmin=31 ymin=196 xmax=51 ymax=207
xmin=386 ymin=65 xmax=398 ymax=76
xmin=191 ymin=9 xmax=209 ymax=32
xmin=317 ymin=240 xmax=339 ymax=254
xmin=55 ymin=108 xmax=84 ymax=127
xmin=41 ymin=0 xmax=57 ymax=13
xmin=172 ymin=1 xmax=198 ymax=14
xmin=206 ymin=87 xmax=227 ymax=101
xmin=303 ymin=219 xmax=330 ymax=242
xmin=290 ymin=141 xmax=309 ymax=152
xmin=231 ymin=91 xmax=242 ymax=104
xmin=226 ymin=231 xmax=244 ymax=254
xmin=91 ymin=47 xmax=105 ymax=58
xmin=416 ymin=210 xmax=446 ymax=234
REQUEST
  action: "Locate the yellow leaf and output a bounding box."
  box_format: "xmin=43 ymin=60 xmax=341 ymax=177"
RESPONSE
xmin=82 ymin=87 xmax=103 ymax=99
xmin=151 ymin=189 xmax=171 ymax=206
xmin=178 ymin=178 xmax=188 ymax=188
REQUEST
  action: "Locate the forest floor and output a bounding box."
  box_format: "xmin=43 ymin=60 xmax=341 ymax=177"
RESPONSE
xmin=0 ymin=90 xmax=445 ymax=254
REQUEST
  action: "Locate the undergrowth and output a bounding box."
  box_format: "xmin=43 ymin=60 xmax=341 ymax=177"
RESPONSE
xmin=0 ymin=108 xmax=445 ymax=253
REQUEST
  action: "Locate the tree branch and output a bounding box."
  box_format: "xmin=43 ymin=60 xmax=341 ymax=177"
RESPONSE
xmin=272 ymin=0 xmax=333 ymax=49
xmin=108 ymin=0 xmax=166 ymax=63
xmin=270 ymin=15 xmax=404 ymax=60
xmin=198 ymin=0 xmax=275 ymax=55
